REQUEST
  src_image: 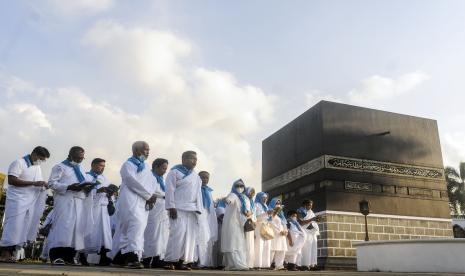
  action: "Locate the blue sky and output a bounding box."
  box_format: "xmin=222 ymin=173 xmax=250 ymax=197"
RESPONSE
xmin=1 ymin=0 xmax=465 ymax=197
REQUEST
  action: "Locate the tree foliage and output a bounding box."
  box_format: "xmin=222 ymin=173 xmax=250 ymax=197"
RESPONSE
xmin=445 ymin=163 xmax=465 ymax=215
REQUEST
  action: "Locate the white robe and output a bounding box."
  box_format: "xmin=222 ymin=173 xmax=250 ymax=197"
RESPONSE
xmin=270 ymin=216 xmax=288 ymax=251
xmin=254 ymin=204 xmax=271 ymax=268
xmin=212 ymin=206 xmax=225 ymax=267
xmin=285 ymin=220 xmax=306 ymax=264
xmin=221 ymin=193 xmax=248 ymax=271
xmin=244 ymin=199 xmax=256 ymax=268
xmin=47 ymin=162 xmax=87 ymax=251
xmin=270 ymin=215 xmax=288 ymax=269
xmin=84 ymin=174 xmax=112 ymax=253
xmin=111 ymin=161 xmax=156 ymax=260
xmin=300 ymin=210 xmax=320 ymax=266
xmin=143 ymin=176 xmax=169 ymax=259
xmin=40 ymin=209 xmax=55 ymax=260
xmin=164 ymin=170 xmax=202 ymax=263
xmin=0 ymin=158 xmax=46 ymax=248
xmin=197 ymin=187 xmax=218 ymax=267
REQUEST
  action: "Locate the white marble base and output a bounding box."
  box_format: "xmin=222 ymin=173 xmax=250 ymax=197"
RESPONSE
xmin=355 ymin=239 xmax=465 ymax=273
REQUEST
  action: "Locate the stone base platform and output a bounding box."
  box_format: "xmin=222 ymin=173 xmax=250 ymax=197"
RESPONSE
xmin=316 ymin=210 xmax=453 ymax=269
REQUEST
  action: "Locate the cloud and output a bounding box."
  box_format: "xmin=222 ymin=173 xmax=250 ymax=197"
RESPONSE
xmin=82 ymin=19 xmax=190 ymax=92
xmin=0 ymin=21 xmax=275 ymax=198
xmin=348 ymin=72 xmax=430 ymax=106
xmin=41 ymin=0 xmax=113 ymax=16
xmin=11 ymin=103 xmax=52 ymax=130
xmin=442 ymin=132 xmax=465 ymax=167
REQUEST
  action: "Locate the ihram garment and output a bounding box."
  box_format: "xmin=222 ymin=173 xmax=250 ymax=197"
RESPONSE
xmin=143 ymin=173 xmax=169 ymax=260
xmin=0 ymin=156 xmax=46 ymax=249
xmin=197 ymin=184 xmax=218 ymax=267
xmin=46 ymin=161 xmax=88 ymax=253
xmin=298 ymin=207 xmax=319 ymax=267
xmin=164 ymin=166 xmax=202 ymax=264
xmin=84 ymin=172 xmax=112 ymax=254
xmin=110 ymin=159 xmax=156 ymax=260
xmin=285 ymin=218 xmax=306 ymax=264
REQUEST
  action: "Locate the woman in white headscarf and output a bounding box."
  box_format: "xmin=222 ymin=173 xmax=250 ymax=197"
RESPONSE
xmin=244 ymin=187 xmax=257 ymax=269
xmin=268 ymin=198 xmax=288 ymax=270
xmin=253 ymin=192 xmax=272 ymax=269
xmin=221 ymin=179 xmax=250 ymax=271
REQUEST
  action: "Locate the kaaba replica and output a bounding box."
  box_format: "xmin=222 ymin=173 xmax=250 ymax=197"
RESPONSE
xmin=262 ymin=101 xmax=452 ymax=268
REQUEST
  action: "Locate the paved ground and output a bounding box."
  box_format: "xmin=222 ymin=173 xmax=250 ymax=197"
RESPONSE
xmin=0 ymin=264 xmax=464 ymax=276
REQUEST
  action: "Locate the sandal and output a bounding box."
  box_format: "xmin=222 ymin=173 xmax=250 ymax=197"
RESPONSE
xmin=52 ymin=258 xmax=66 ymax=265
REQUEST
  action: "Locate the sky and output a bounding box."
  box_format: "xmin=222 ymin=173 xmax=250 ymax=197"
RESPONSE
xmin=1 ymin=0 xmax=465 ymax=198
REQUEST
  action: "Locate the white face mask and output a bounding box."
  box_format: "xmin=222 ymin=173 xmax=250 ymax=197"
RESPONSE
xmin=33 ymin=159 xmax=44 ymax=166
xmin=138 ymin=155 xmax=146 ymax=162
xmin=236 ymin=187 xmax=244 ymax=193
xmin=70 ymin=161 xmax=79 ymax=166
xmin=291 ymin=216 xmax=298 ymax=221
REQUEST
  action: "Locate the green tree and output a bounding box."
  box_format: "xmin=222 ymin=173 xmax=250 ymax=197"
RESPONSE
xmin=445 ymin=162 xmax=465 ymax=215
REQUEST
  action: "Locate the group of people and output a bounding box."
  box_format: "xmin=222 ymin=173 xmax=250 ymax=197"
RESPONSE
xmin=0 ymin=142 xmax=320 ymax=271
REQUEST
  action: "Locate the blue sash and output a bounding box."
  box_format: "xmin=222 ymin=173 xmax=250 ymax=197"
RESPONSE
xmin=23 ymin=155 xmax=32 ymax=168
xmin=171 ymin=164 xmax=192 ymax=179
xmin=62 ymin=160 xmax=85 ymax=183
xmin=152 ymin=171 xmax=166 ymax=192
xmin=128 ymin=157 xmax=145 ymax=173
xmin=201 ymin=185 xmax=213 ymax=209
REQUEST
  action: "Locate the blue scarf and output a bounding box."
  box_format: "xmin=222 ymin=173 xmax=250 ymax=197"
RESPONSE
xmin=23 ymin=155 xmax=32 ymax=168
xmin=255 ymin=192 xmax=269 ymax=213
xmin=86 ymin=171 xmax=99 ymax=182
xmin=128 ymin=156 xmax=145 ymax=173
xmin=269 ymin=198 xmax=286 ymax=223
xmin=152 ymin=171 xmax=166 ymax=192
xmin=62 ymin=159 xmax=85 ymax=183
xmin=288 ymin=218 xmax=303 ymax=232
xmin=297 ymin=207 xmax=308 ymax=219
xmin=217 ymin=198 xmax=226 ymax=209
xmin=231 ymin=180 xmax=247 ymax=215
xmin=171 ymin=164 xmax=192 ymax=179
xmin=245 ymin=187 xmax=255 ymax=215
xmin=201 ymin=185 xmax=213 ymax=210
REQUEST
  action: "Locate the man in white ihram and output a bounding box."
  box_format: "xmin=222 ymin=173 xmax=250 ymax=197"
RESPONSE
xmin=47 ymin=146 xmax=94 ymax=265
xmin=164 ymin=151 xmax=203 ymax=271
xmin=0 ymin=146 xmax=49 ymax=263
xmin=196 ymin=171 xmax=218 ymax=268
xmin=111 ymin=141 xmax=157 ymax=269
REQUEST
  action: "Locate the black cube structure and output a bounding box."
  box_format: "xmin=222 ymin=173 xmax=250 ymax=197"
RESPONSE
xmin=262 ymin=101 xmax=452 ymax=268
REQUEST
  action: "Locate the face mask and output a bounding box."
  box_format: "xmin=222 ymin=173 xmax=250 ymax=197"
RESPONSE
xmin=70 ymin=161 xmax=79 ymax=166
xmin=138 ymin=155 xmax=146 ymax=162
xmin=291 ymin=217 xmax=298 ymax=221
xmin=236 ymin=187 xmax=244 ymax=193
xmin=33 ymin=159 xmax=44 ymax=166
